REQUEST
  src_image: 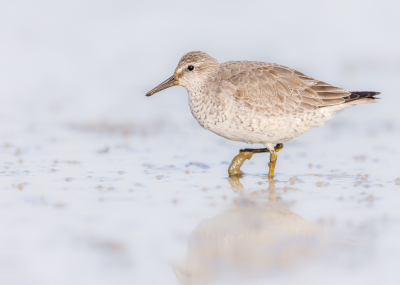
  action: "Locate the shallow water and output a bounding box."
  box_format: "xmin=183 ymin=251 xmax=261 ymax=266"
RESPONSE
xmin=1 ymin=116 xmax=400 ymax=285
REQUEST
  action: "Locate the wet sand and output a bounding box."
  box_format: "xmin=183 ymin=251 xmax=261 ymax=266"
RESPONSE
xmin=1 ymin=116 xmax=400 ymax=285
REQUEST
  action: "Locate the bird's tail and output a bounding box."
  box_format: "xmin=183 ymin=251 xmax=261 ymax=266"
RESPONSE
xmin=344 ymin=91 xmax=380 ymax=103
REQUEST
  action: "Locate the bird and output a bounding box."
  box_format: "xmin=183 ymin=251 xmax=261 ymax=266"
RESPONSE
xmin=146 ymin=51 xmax=380 ymax=180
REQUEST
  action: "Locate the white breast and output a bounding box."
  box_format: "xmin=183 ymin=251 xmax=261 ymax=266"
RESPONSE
xmin=187 ymin=89 xmax=340 ymax=145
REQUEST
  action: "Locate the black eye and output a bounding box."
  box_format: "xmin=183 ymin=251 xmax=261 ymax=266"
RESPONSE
xmin=188 ymin=65 xmax=194 ymax=71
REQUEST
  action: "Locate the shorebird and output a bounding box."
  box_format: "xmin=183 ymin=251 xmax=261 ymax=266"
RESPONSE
xmin=146 ymin=51 xmax=379 ymax=180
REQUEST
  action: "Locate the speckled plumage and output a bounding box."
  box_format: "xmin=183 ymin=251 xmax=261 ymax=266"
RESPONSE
xmin=147 ymin=51 xmax=379 ymax=151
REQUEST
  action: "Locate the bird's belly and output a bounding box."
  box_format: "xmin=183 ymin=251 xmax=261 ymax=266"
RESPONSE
xmin=194 ymin=108 xmax=327 ymax=145
xmin=203 ymin=118 xmax=302 ymax=144
xmin=188 ymin=92 xmax=330 ymax=145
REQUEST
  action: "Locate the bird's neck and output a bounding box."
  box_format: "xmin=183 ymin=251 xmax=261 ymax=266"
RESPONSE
xmin=187 ymin=77 xmax=219 ymax=102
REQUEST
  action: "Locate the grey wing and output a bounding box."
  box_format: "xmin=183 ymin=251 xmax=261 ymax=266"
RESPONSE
xmin=219 ymin=61 xmax=351 ymax=115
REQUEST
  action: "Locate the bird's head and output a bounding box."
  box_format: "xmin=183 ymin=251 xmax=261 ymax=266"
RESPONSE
xmin=146 ymin=51 xmax=220 ymax=96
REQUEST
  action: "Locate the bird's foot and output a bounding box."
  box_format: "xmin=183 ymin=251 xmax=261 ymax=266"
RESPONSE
xmin=228 ymin=151 xmax=254 ymax=177
xmin=228 ymin=144 xmax=283 ymax=180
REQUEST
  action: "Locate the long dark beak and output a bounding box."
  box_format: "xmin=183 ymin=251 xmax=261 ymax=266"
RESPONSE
xmin=146 ymin=76 xmax=178 ymax=97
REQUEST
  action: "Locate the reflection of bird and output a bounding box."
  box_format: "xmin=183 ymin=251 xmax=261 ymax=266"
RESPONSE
xmin=146 ymin=51 xmax=380 ymax=179
xmin=173 ymin=202 xmax=324 ymax=285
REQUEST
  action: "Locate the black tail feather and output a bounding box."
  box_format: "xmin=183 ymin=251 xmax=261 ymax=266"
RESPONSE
xmin=344 ymin=91 xmax=380 ymax=102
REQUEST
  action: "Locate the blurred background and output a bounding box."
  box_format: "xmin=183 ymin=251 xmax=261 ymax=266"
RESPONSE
xmin=1 ymin=1 xmax=400 ymax=285
xmin=1 ymin=0 xmax=399 ymax=129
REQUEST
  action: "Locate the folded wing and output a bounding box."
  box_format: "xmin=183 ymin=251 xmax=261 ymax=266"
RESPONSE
xmin=219 ymin=61 xmax=351 ymax=115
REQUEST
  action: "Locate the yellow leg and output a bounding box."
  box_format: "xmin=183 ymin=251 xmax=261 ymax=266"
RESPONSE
xmin=227 ymin=143 xmax=283 ymax=178
xmin=268 ymin=143 xmax=283 ymax=181
xmin=228 ymin=151 xmax=254 ymax=177
xmin=268 ymin=150 xmax=277 ymax=180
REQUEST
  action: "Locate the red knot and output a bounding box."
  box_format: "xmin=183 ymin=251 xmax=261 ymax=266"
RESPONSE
xmin=146 ymin=51 xmax=380 ymax=180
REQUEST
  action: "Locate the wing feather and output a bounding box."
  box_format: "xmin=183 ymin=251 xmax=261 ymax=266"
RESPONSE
xmin=220 ymin=61 xmax=351 ymax=114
